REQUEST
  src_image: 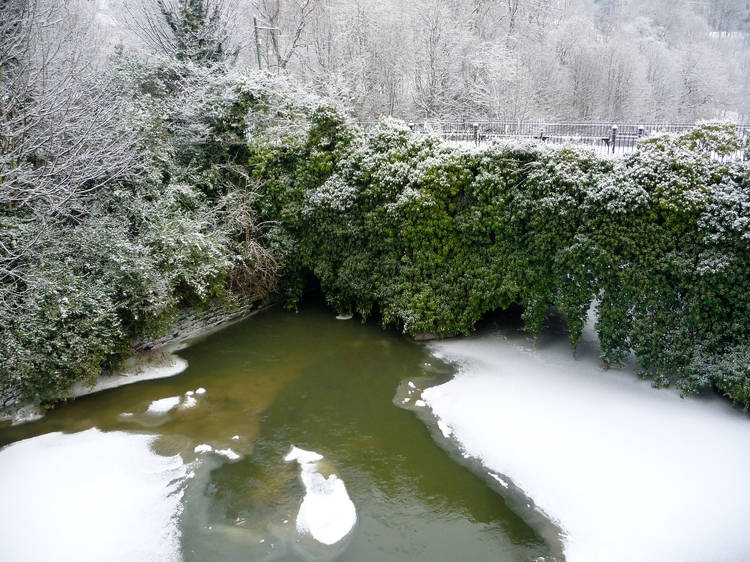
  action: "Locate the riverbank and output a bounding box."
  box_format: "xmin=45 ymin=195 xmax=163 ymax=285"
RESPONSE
xmin=0 ymin=297 xmax=276 ymax=426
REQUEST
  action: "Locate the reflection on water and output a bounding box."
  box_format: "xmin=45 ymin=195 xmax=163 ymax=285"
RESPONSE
xmin=0 ymin=303 xmax=553 ymax=562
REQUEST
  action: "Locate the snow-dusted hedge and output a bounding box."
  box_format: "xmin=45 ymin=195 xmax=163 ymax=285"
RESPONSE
xmin=0 ymin=62 xmax=287 ymax=405
xmin=260 ymin=119 xmax=750 ymax=407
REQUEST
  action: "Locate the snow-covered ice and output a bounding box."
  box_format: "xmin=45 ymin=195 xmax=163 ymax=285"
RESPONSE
xmin=422 ymin=327 xmax=750 ymax=562
xmin=194 ymin=444 xmax=213 ymax=454
xmin=215 ymin=448 xmax=241 ymax=461
xmin=285 ymin=446 xmax=356 ymax=545
xmin=437 ymin=420 xmax=452 ymax=438
xmin=146 ymin=396 xmax=181 ymax=415
xmin=180 ymin=395 xmax=198 ymax=409
xmin=0 ymin=428 xmax=185 ymax=562
xmin=195 ymin=387 xmax=206 ymax=395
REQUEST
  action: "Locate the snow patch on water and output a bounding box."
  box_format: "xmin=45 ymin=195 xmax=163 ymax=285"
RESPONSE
xmin=423 ymin=330 xmax=750 ymax=562
xmin=285 ymin=445 xmax=356 ymax=545
xmin=194 ymin=444 xmax=213 ymax=454
xmin=0 ymin=428 xmax=185 ymax=562
xmin=146 ymin=396 xmax=181 ymax=415
xmin=181 ymin=395 xmax=198 ymax=409
xmin=215 ymin=448 xmax=241 ymax=461
xmin=195 ymin=387 xmax=206 ymax=395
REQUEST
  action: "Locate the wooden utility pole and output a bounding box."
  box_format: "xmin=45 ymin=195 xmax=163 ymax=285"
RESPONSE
xmin=254 ymin=16 xmax=262 ymax=70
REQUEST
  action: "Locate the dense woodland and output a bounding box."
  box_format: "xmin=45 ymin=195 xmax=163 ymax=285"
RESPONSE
xmin=111 ymin=0 xmax=750 ymax=121
xmin=1 ymin=0 xmax=749 ymax=408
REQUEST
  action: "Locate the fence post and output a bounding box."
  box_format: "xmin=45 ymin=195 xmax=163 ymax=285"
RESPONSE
xmin=408 ymin=122 xmax=415 ymax=132
xmin=473 ymin=122 xmax=479 ymax=146
xmin=638 ymin=126 xmax=644 ymax=138
xmin=611 ymin=126 xmax=618 ymax=154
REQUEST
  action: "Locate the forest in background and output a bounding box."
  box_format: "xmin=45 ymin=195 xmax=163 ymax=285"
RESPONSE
xmin=97 ymin=0 xmax=750 ymax=122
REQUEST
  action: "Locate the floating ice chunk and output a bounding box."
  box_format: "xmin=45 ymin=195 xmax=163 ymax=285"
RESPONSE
xmin=180 ymin=396 xmax=197 ymax=409
xmin=185 ymin=390 xmax=195 ymax=396
xmin=120 ymin=412 xmax=134 ymax=418
xmin=437 ymin=420 xmax=452 ymax=438
xmin=335 ymin=314 xmax=353 ymax=320
xmin=285 ymin=446 xmax=323 ymax=464
xmin=285 ymin=445 xmax=356 ymax=545
xmin=414 ymin=399 xmax=426 ymax=407
xmin=408 ymin=381 xmax=416 ymax=389
xmin=215 ymin=448 xmax=241 ymax=461
xmin=231 ymin=435 xmax=240 ymax=441
xmin=194 ymin=444 xmax=213 ymax=454
xmin=0 ymin=429 xmax=184 ymax=562
xmin=195 ymin=388 xmax=206 ymax=395
xmin=146 ymin=396 xmax=180 ymax=415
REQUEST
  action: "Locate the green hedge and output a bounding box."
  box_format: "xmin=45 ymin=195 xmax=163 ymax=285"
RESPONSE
xmin=258 ymin=118 xmax=750 ymax=408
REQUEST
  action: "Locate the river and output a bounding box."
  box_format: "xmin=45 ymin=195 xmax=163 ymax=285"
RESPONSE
xmin=0 ymin=303 xmax=556 ymax=562
xmin=2 ymin=303 xmax=750 ymax=561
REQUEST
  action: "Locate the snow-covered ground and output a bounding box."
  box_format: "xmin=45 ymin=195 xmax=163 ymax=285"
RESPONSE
xmin=71 ymin=351 xmax=188 ymax=398
xmin=0 ymin=428 xmax=186 ymax=562
xmin=422 ymin=324 xmax=750 ymax=562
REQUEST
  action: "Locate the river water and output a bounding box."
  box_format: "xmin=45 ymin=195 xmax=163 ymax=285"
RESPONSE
xmin=4 ymin=302 xmax=750 ymax=562
xmin=0 ymin=303 xmax=556 ymax=562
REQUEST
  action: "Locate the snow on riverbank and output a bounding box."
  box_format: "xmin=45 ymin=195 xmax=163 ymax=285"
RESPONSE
xmin=0 ymin=428 xmax=186 ymax=562
xmin=71 ymin=351 xmax=188 ymax=398
xmin=422 ymin=326 xmax=750 ymax=562
xmin=285 ymin=446 xmax=357 ymax=545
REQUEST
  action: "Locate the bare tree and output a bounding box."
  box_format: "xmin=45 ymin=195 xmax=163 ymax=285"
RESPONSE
xmin=1 ymin=0 xmax=137 ymax=305
xmin=255 ymin=0 xmax=318 ymax=70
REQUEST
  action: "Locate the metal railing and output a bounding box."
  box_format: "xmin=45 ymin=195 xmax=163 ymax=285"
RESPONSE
xmin=355 ymin=120 xmax=750 ymax=155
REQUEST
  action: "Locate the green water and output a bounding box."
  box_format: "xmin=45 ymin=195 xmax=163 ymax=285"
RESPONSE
xmin=0 ymin=304 xmax=554 ymax=561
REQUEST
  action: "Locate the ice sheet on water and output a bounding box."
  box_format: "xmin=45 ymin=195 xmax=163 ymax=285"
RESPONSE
xmin=0 ymin=428 xmax=185 ymax=562
xmin=215 ymin=448 xmax=241 ymax=461
xmin=180 ymin=395 xmax=198 ymax=409
xmin=285 ymin=446 xmax=356 ymax=545
xmin=422 ymin=327 xmax=750 ymax=562
xmin=146 ymin=396 xmax=181 ymax=414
